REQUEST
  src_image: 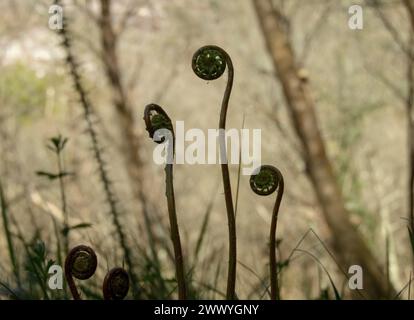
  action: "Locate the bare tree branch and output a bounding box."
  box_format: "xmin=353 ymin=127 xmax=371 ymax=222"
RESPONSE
xmin=253 ymin=0 xmax=395 ymax=299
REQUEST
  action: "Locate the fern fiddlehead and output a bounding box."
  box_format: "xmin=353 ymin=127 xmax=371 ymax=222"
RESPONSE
xmin=65 ymin=245 xmax=98 ymax=300
xmin=144 ymin=104 xmax=175 ymax=143
xmin=103 ymin=267 xmax=130 ymax=300
xmin=192 ymin=45 xmax=237 ymax=300
xmin=144 ymin=104 xmax=187 ymax=300
xmin=250 ymin=165 xmax=284 ymax=300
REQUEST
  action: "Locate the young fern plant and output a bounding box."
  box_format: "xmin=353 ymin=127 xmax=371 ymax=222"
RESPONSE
xmin=65 ymin=245 xmax=130 ymax=300
xmin=250 ymin=165 xmax=284 ymax=300
xmin=144 ymin=104 xmax=187 ymax=300
xmin=65 ymin=245 xmax=98 ymax=300
xmin=103 ymin=267 xmax=130 ymax=300
xmin=192 ymin=45 xmax=237 ymax=300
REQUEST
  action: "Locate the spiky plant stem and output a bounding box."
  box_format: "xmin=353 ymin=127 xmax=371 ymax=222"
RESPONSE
xmin=56 ymin=150 xmax=69 ymax=257
xmin=53 ymin=0 xmax=139 ymax=298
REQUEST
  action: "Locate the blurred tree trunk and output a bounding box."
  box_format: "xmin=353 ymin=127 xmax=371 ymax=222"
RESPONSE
xmin=99 ymin=0 xmax=157 ymax=242
xmin=405 ymin=0 xmax=414 ymax=29
xmin=253 ymin=0 xmax=395 ymax=299
xmin=403 ymin=0 xmax=414 ymax=257
xmin=99 ymin=0 xmax=144 ymax=198
xmin=99 ymin=0 xmax=159 ymax=295
xmin=402 ymin=1 xmax=414 ymax=284
xmin=369 ymin=0 xmax=414 ymax=270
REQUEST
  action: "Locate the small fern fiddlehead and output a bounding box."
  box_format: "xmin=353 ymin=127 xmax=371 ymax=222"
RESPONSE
xmin=65 ymin=245 xmax=98 ymax=300
xmin=144 ymin=104 xmax=187 ymax=300
xmin=192 ymin=45 xmax=237 ymax=300
xmin=250 ymin=165 xmax=284 ymax=300
xmin=103 ymin=267 xmax=130 ymax=300
xmin=144 ymin=104 xmax=175 ymax=143
xmin=192 ymin=46 xmax=227 ymax=80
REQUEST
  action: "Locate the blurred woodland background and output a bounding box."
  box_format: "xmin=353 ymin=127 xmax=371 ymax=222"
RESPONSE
xmin=0 ymin=0 xmax=413 ymax=299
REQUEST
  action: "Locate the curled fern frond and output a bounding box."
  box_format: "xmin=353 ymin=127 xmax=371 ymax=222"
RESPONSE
xmin=192 ymin=45 xmax=237 ymax=300
xmin=65 ymin=245 xmax=97 ymax=300
xmin=250 ymin=165 xmax=280 ymax=196
xmin=250 ymin=165 xmax=284 ymax=300
xmin=192 ymin=45 xmax=227 ymax=81
xmin=143 ymin=104 xmax=186 ymax=299
xmin=103 ymin=267 xmax=130 ymax=300
xmin=143 ymin=104 xmax=174 ymax=143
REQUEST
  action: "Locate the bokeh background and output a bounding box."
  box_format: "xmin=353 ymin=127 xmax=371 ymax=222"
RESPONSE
xmin=0 ymin=0 xmax=412 ymax=299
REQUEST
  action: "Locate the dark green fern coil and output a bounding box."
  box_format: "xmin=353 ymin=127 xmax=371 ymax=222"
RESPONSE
xmin=192 ymin=45 xmax=227 ymax=81
xmin=250 ymin=165 xmax=280 ymax=196
xmin=144 ymin=104 xmax=174 ymax=143
xmin=103 ymin=267 xmax=130 ymax=300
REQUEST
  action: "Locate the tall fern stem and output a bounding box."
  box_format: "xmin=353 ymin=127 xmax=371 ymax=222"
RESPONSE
xmin=192 ymin=45 xmax=237 ymax=299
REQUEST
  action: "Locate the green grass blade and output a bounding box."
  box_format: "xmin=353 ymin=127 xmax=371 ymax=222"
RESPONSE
xmin=0 ymin=281 xmax=20 ymax=300
xmin=295 ymin=249 xmax=341 ymax=300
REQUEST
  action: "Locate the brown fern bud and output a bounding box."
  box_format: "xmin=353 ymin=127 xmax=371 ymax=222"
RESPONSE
xmin=143 ymin=103 xmax=174 ymax=144
xmin=103 ymin=267 xmax=130 ymax=300
xmin=65 ymin=245 xmax=97 ymax=300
